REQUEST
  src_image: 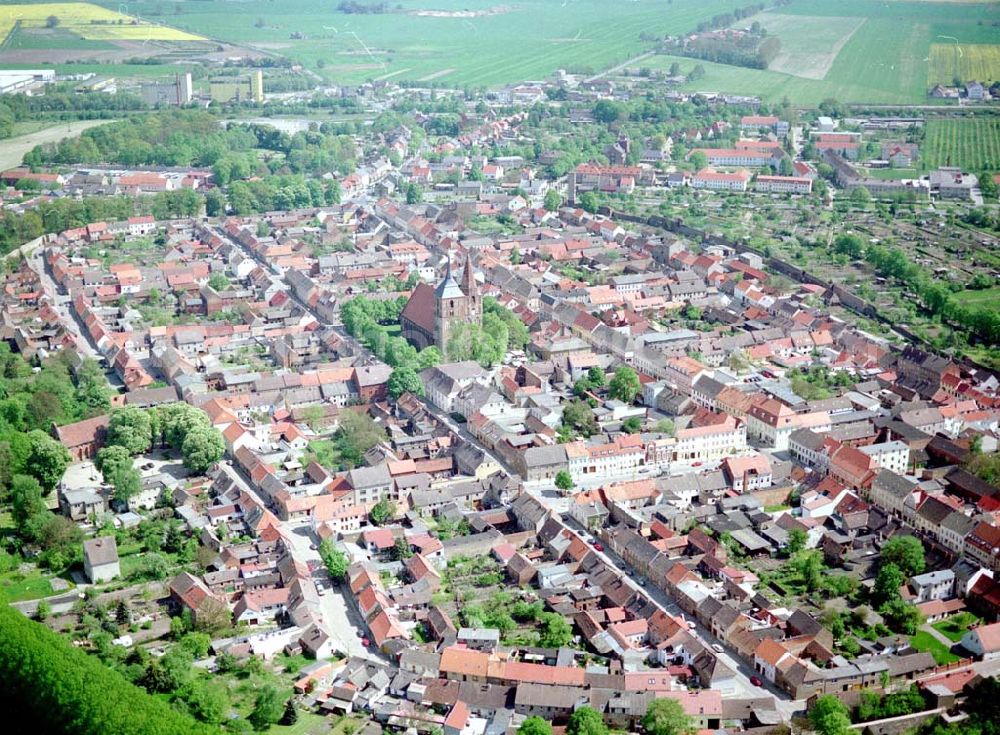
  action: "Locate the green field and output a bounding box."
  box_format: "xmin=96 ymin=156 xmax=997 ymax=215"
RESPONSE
xmin=955 ymin=286 xmax=1000 ymax=315
xmin=929 ymin=43 xmax=1000 ymax=86
xmin=636 ymin=0 xmax=999 ymax=104
xmin=924 ymin=117 xmax=1000 ymax=169
xmin=82 ymin=0 xmax=741 ymax=87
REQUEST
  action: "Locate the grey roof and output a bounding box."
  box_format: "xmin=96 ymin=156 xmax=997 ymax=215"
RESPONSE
xmin=83 ymin=536 xmax=119 ymax=566
xmin=347 ymin=462 xmax=392 ymax=490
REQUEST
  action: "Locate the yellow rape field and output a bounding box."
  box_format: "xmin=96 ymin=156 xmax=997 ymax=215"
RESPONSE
xmin=0 ymin=3 xmax=204 ymax=42
xmin=929 ymin=43 xmax=1000 ymax=86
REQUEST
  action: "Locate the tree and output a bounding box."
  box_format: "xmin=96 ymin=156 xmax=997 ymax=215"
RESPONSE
xmin=392 ymin=536 xmax=413 ymax=561
xmin=25 ymin=430 xmax=71 ymax=493
xmin=555 ymin=470 xmax=574 ymax=492
xmin=192 ymin=596 xmax=230 ymax=634
xmin=45 ymin=15 xmax=59 ymax=28
xmin=207 ymin=272 xmax=230 ymax=291
xmin=810 ymin=695 xmax=852 ymax=735
xmin=11 ymin=474 xmax=46 ymax=540
xmin=642 ymin=697 xmax=695 ymax=735
xmin=879 ymin=598 xmax=923 ymax=635
xmin=183 ymin=679 xmax=229 ymax=725
xmin=319 ymin=539 xmax=348 ymax=581
xmin=538 ymin=612 xmax=573 ymax=648
xmin=248 ymin=684 xmax=284 ymax=731
xmin=881 ymin=535 xmax=925 ymax=577
xmin=370 ymin=496 xmax=396 ymax=525
xmin=873 ymin=562 xmax=905 ymax=605
xmin=608 ymin=366 xmax=640 ymax=404
xmin=566 ymin=706 xmax=608 ymax=735
xmin=578 ymin=191 xmax=600 ymax=214
xmin=181 ymin=426 xmax=224 ymax=473
xmin=405 ymin=182 xmax=423 ymax=204
xmin=0 ymin=605 xmax=212 ymax=735
xmin=688 ymin=151 xmax=708 ymax=170
xmin=519 ymin=716 xmax=553 ymax=735
xmin=655 ymin=419 xmax=675 ymax=436
xmin=786 ymin=528 xmax=807 ymax=555
xmin=75 ymin=359 xmax=111 ymax=413
xmin=850 ymin=186 xmax=872 ymax=207
xmin=388 ymin=366 xmax=423 ymax=398
xmin=543 ymin=189 xmax=561 ymax=211
xmin=34 ymin=599 xmax=51 ymax=621
xmin=96 ymin=445 xmax=132 ymax=484
xmin=592 ymin=100 xmax=623 ymax=124
xmin=280 ymin=698 xmax=298 ymax=726
xmin=110 ymin=464 xmax=142 ymax=504
xmin=560 ymin=399 xmax=598 ymax=439
xmin=622 ymin=416 xmax=643 ymax=434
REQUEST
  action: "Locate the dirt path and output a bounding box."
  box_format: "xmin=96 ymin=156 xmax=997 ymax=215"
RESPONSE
xmin=0 ymin=119 xmax=113 ymax=171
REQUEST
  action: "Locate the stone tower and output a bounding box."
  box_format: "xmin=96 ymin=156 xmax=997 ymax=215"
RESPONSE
xmin=433 ymin=252 xmax=481 ymax=355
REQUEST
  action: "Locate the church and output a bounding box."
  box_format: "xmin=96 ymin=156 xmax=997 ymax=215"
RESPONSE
xmin=399 ymin=252 xmax=480 ymax=353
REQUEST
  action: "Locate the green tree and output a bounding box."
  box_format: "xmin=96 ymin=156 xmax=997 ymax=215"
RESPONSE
xmin=249 ymin=684 xmax=284 ymax=731
xmin=182 ymin=679 xmax=229 ymax=725
xmin=11 ymin=473 xmax=46 ymax=540
xmin=608 ymin=366 xmax=641 ymax=403
xmin=388 ymin=366 xmax=423 ymax=398
xmin=96 ymin=445 xmax=132 ymax=483
xmin=879 ymin=598 xmax=923 ymax=635
xmin=0 ymin=604 xmax=212 ymax=734
xmin=181 ymin=426 xmax=224 ymax=473
xmin=578 ymin=191 xmax=600 ymax=213
xmin=280 ymin=698 xmax=298 ymax=726
xmin=370 ymin=496 xmax=396 ymax=525
xmin=393 ymin=536 xmax=413 ymax=561
xmin=810 ymin=695 xmax=852 ymax=735
xmin=587 ymin=366 xmax=606 ymax=387
xmin=519 ymin=716 xmax=553 ymax=735
xmin=538 ymin=612 xmax=574 ymax=648
xmin=319 ymin=539 xmax=349 ymax=581
xmin=881 ymin=535 xmax=925 ymax=577
xmin=622 ymin=416 xmax=643 ymax=434
xmin=655 ymin=419 xmax=675 ymax=436
xmin=74 ymin=359 xmax=112 ymax=413
xmin=110 ymin=464 xmax=142 ymax=504
xmin=566 ymin=706 xmax=608 ymax=735
xmin=543 ymin=189 xmax=561 ymax=211
xmin=642 ymin=697 xmax=695 ymax=735
xmin=786 ymin=528 xmax=807 ymax=555
xmin=873 ymin=562 xmax=905 ymax=605
xmin=207 ymin=272 xmax=230 ymax=291
xmin=688 ymin=151 xmax=708 ymax=170
xmin=555 ymin=470 xmax=574 ymax=492
xmin=25 ymin=430 xmax=71 ymax=492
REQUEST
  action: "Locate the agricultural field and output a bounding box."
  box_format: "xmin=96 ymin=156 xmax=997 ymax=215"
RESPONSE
xmin=955 ymin=286 xmax=1000 ymax=317
xmin=733 ymin=12 xmax=865 ymax=80
xmin=0 ymin=3 xmax=203 ymax=42
xmin=85 ymin=0 xmax=754 ymax=87
xmin=924 ymin=117 xmax=1000 ymax=170
xmin=929 ymin=43 xmax=1000 ymax=86
xmin=636 ymin=0 xmax=999 ymax=104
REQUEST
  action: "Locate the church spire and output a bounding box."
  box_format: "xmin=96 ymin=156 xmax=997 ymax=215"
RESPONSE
xmin=461 ymin=250 xmax=476 ymax=296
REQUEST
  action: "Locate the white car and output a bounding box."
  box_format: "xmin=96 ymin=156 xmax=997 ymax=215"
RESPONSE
xmin=712 ymin=643 xmax=724 ymax=654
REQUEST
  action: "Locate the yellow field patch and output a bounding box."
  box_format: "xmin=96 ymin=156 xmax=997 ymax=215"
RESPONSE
xmin=929 ymin=43 xmax=1000 ymax=85
xmin=0 ymin=3 xmax=204 ymax=42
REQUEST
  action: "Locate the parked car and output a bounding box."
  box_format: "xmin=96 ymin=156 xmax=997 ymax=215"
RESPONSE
xmin=750 ymin=675 xmax=763 ymax=687
xmin=361 ymin=637 xmax=370 ymax=647
xmin=592 ymin=542 xmax=604 ymax=552
xmin=712 ymin=643 xmax=724 ymax=653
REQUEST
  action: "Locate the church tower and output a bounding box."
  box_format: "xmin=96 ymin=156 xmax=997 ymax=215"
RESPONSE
xmin=433 ymin=251 xmax=482 ymax=357
xmin=434 ymin=258 xmax=467 ymax=354
xmin=460 ymin=251 xmax=480 ymax=324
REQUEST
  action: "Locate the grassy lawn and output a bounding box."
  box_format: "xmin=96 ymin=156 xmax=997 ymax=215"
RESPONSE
xmin=0 ymin=568 xmax=57 ymax=603
xmin=932 ymin=616 xmax=979 ymax=643
xmin=764 ymin=504 xmax=791 ymax=513
xmin=271 ymin=712 xmax=332 ymax=735
xmin=911 ymin=630 xmax=960 ymax=665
